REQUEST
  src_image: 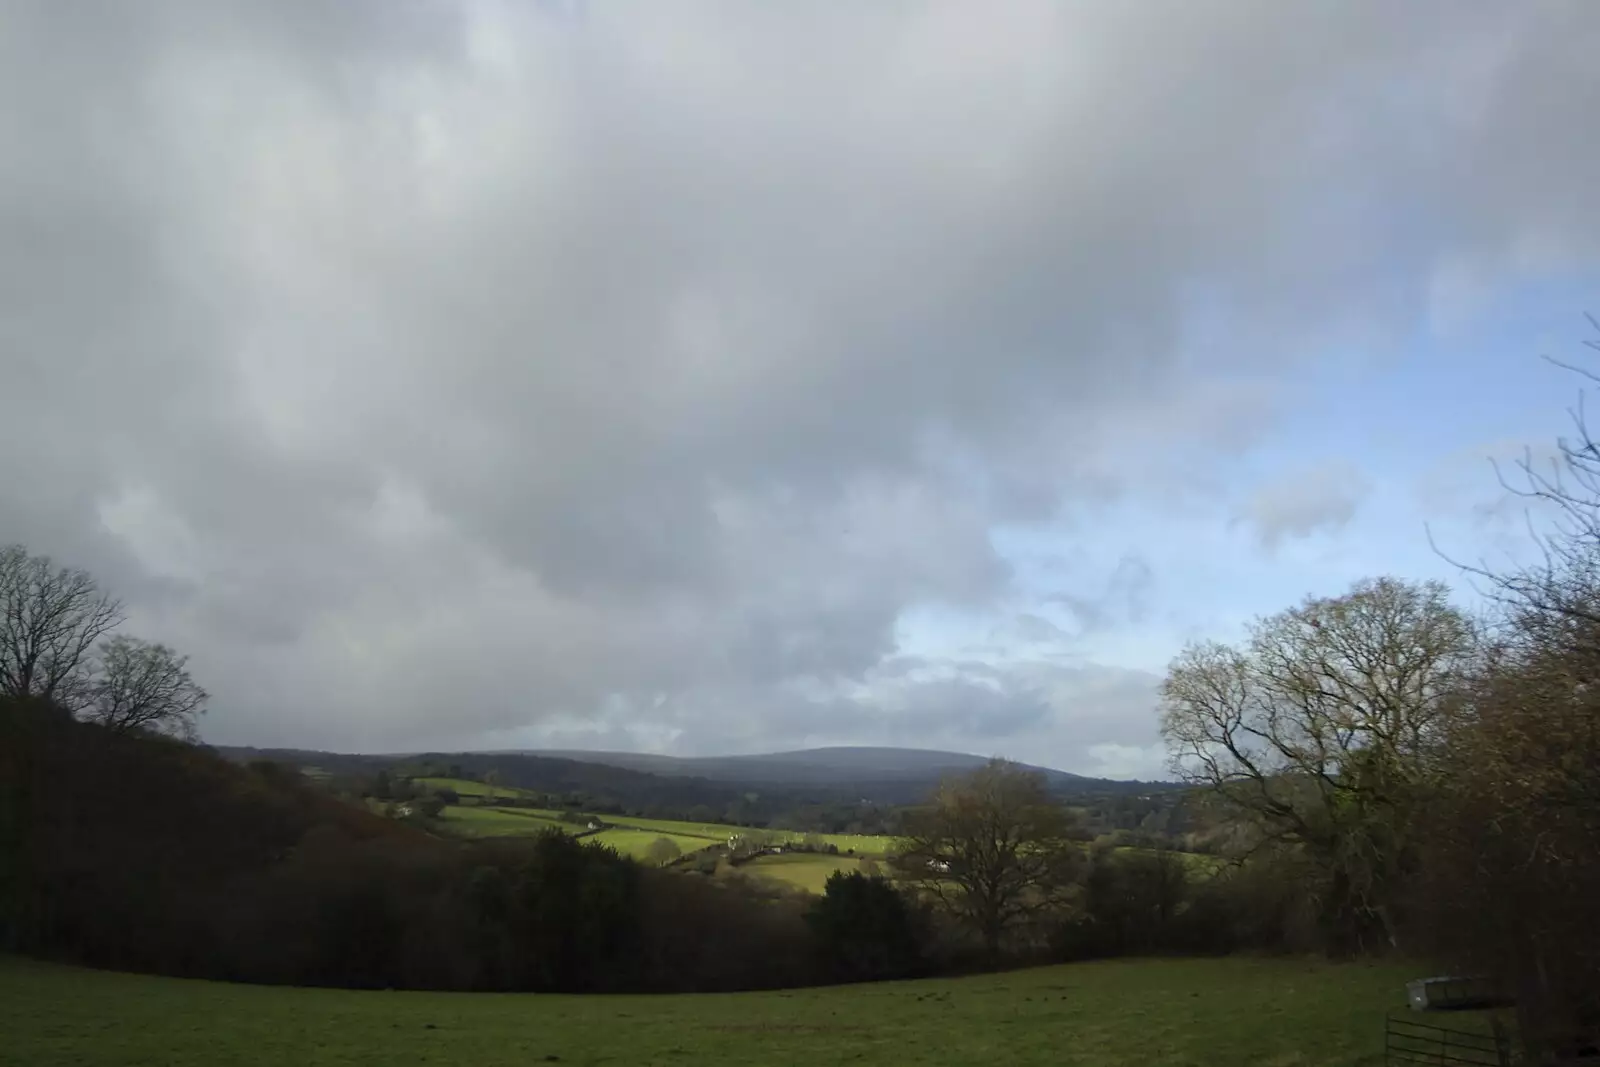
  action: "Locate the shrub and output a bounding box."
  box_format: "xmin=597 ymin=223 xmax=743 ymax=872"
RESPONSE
xmin=805 ymin=872 xmax=926 ymax=983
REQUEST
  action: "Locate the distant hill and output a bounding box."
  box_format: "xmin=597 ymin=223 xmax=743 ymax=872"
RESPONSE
xmin=213 ymin=744 xmax=1175 ymax=814
xmin=213 ymin=745 xmax=755 ymax=810
xmin=530 ymin=745 xmax=1167 ymax=794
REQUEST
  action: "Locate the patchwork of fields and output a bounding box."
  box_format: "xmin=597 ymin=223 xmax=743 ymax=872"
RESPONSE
xmin=415 ymin=777 xmax=896 ymax=873
xmin=411 ymin=779 xmax=1208 ymax=893
xmin=0 ymin=953 xmax=1429 ymax=1067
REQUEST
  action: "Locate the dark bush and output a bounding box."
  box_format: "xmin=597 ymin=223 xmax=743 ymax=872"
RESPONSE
xmin=805 ymin=872 xmax=926 ymax=982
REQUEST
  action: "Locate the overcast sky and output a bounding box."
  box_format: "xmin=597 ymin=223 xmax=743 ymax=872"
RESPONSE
xmin=4 ymin=1 xmax=1600 ymax=778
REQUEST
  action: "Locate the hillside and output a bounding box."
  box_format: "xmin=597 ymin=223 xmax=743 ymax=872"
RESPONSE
xmin=214 ymin=745 xmax=756 ymax=809
xmin=532 ymin=745 xmax=1171 ymax=795
xmin=0 ymin=699 xmax=434 ymax=979
xmin=214 ymin=744 xmax=1174 ymax=817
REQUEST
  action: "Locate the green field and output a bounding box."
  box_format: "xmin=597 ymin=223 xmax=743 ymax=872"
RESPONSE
xmin=586 ymin=827 xmax=716 ymax=861
xmin=580 ymin=812 xmax=738 ymax=841
xmin=0 ymin=953 xmax=1427 ymax=1067
xmin=435 ymin=805 xmax=567 ymax=836
xmin=422 ymin=802 xmax=1213 ymax=897
xmin=790 ymin=831 xmax=898 ymax=855
xmin=426 ymin=803 xmax=894 ymax=877
xmin=432 ymin=810 xmax=715 ymax=863
xmin=413 ymin=777 xmax=536 ymax=801
xmin=609 ymin=817 xmax=897 ymax=856
xmin=737 ymin=851 xmax=872 ymax=893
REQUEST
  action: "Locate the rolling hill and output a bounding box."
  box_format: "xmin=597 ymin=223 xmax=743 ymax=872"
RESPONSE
xmin=532 ymin=745 xmax=1166 ymax=793
xmin=215 ymin=744 xmax=1175 ymax=808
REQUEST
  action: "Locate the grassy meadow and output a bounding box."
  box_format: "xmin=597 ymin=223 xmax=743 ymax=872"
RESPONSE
xmin=0 ymin=953 xmax=1427 ymax=1067
xmin=737 ymin=851 xmax=873 ymax=893
xmin=586 ymin=826 xmax=712 ymax=859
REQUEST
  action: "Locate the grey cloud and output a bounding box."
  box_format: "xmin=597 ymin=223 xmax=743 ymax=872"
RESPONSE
xmin=3 ymin=2 xmax=1599 ymax=758
xmin=1239 ymin=460 xmax=1372 ymax=551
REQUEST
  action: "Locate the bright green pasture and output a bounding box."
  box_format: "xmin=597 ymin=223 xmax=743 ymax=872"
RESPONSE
xmin=585 ymin=827 xmax=716 ymax=861
xmin=802 ymin=832 xmax=897 ymax=855
xmin=412 ymin=777 xmax=535 ymax=800
xmin=736 ymin=852 xmax=870 ymax=893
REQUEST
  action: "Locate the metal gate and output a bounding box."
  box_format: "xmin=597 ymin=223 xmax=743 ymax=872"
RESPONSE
xmin=1385 ymin=1012 xmax=1513 ymax=1067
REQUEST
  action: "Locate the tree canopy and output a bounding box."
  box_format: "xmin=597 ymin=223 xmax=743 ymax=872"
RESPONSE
xmin=1160 ymin=576 xmax=1479 ymax=948
xmin=892 ymin=759 xmax=1080 ymax=955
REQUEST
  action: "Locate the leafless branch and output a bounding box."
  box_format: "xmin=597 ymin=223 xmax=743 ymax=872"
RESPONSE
xmin=0 ymin=543 xmax=125 ymax=710
xmin=81 ymin=635 xmax=209 ymax=740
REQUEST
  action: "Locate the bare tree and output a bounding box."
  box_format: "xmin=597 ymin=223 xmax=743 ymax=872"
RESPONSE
xmin=892 ymin=759 xmax=1081 ymax=955
xmin=1159 ymin=576 xmax=1479 ymax=948
xmin=0 ymin=544 xmax=125 ymax=710
xmin=1429 ymin=318 xmax=1600 ymax=623
xmin=1422 ymin=320 xmax=1600 ymax=1050
xmin=81 ymin=636 xmax=209 ymax=740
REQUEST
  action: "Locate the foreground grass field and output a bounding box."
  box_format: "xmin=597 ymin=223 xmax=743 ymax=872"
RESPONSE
xmin=1 ymin=954 xmax=1421 ymax=1067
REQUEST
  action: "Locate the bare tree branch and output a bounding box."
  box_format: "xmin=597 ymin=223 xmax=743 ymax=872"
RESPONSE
xmin=81 ymin=635 xmax=209 ymax=740
xmin=0 ymin=544 xmax=125 ymax=710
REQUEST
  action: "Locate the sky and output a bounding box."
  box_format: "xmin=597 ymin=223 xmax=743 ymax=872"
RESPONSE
xmin=4 ymin=1 xmax=1600 ymax=780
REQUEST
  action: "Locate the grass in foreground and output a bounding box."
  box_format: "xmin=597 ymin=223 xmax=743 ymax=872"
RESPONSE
xmin=1 ymin=953 xmax=1420 ymax=1067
